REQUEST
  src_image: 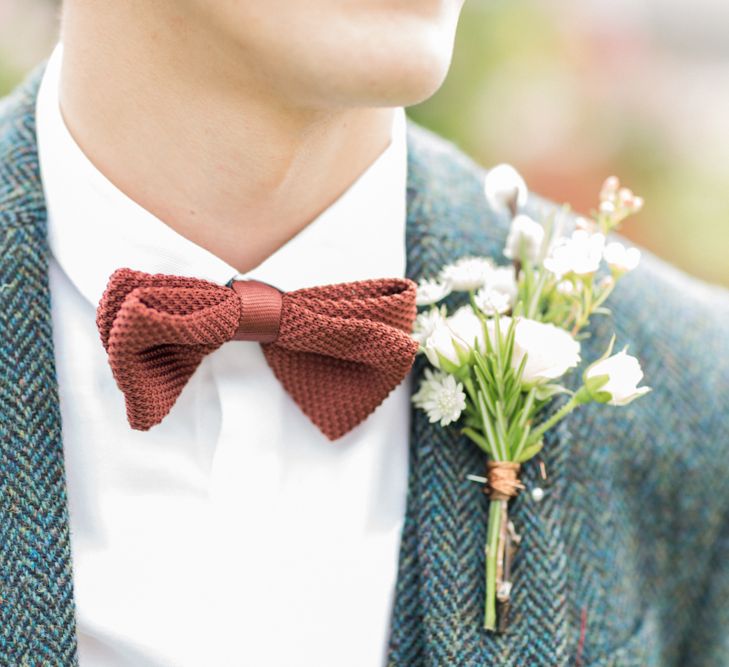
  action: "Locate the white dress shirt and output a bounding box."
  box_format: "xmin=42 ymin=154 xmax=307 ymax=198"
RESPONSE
xmin=36 ymin=44 xmax=411 ymax=667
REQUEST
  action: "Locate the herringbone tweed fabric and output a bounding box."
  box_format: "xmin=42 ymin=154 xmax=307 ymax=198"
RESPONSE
xmin=96 ymin=267 xmax=418 ymax=439
xmin=0 ymin=70 xmax=77 ymax=665
xmin=2 ymin=65 xmax=729 ymax=666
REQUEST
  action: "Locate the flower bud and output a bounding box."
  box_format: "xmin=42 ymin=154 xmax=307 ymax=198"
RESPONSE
xmin=484 ymin=164 xmax=528 ymax=215
xmin=600 ymin=176 xmax=620 ymax=201
xmin=503 ymin=214 xmax=545 ymax=264
xmin=585 ymin=350 xmax=651 ymax=406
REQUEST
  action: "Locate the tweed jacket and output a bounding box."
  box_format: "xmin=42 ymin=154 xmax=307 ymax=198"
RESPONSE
xmin=2 ymin=67 xmax=729 ymax=667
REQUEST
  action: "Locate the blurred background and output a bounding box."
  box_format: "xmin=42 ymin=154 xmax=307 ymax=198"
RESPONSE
xmin=1 ymin=0 xmax=727 ymax=287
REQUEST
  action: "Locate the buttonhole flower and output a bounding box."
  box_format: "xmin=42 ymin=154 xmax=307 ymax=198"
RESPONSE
xmin=603 ymin=242 xmax=641 ymax=275
xmin=439 ymin=256 xmax=494 ymax=292
xmin=412 ymin=368 xmax=467 ymax=426
xmin=484 ymin=163 xmax=528 ymax=215
xmin=584 ymin=347 xmax=651 ymax=406
xmin=503 ymin=214 xmax=545 ymax=264
xmin=416 ymin=277 xmax=452 ymax=306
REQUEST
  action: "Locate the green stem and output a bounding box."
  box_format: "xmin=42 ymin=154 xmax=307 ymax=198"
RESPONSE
xmin=526 ymin=265 xmax=549 ymax=319
xmin=484 ymin=498 xmax=503 ymax=630
xmin=571 ymin=275 xmax=596 ymax=334
xmin=526 ymin=395 xmax=579 ymax=447
xmin=592 ymin=279 xmax=616 ymax=310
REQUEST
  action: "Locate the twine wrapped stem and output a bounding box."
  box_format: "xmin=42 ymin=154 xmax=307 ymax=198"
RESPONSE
xmin=484 ymin=460 xmax=524 ymax=631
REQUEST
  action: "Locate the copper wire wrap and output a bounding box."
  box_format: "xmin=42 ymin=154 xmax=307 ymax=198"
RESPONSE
xmin=486 ymin=461 xmax=525 ymax=501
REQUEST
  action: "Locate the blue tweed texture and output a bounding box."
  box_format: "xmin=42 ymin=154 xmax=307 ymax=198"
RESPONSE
xmin=2 ymin=66 xmax=729 ymax=666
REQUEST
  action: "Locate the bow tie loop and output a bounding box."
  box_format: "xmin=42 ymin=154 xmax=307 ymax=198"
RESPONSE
xmin=230 ymin=279 xmax=283 ymax=343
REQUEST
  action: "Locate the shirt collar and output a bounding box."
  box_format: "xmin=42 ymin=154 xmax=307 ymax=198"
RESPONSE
xmin=36 ymin=43 xmax=407 ymax=305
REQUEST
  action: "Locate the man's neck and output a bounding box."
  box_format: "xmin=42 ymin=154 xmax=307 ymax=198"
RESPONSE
xmin=59 ymin=6 xmax=395 ymax=273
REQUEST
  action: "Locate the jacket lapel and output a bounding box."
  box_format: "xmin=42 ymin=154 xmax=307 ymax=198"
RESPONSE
xmin=0 ymin=68 xmax=78 ymax=664
xmin=389 ymin=125 xmax=573 ymax=665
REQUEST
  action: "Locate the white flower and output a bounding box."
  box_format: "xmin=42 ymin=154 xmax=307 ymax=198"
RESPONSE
xmin=412 ymin=306 xmax=446 ymax=345
xmin=423 ymin=320 xmax=461 ymax=369
xmin=585 ymin=350 xmax=651 ymax=406
xmin=475 ymin=288 xmax=513 ymax=316
xmin=447 ymin=306 xmax=485 ymax=349
xmin=556 ymin=279 xmax=577 ymax=295
xmin=599 ymin=200 xmax=615 ymax=214
xmin=416 ymin=278 xmax=452 ymax=306
xmin=511 ymin=318 xmax=581 ymax=384
xmin=544 ymin=230 xmax=606 ymax=278
xmin=439 ymin=256 xmax=493 ymax=292
xmin=484 ymin=164 xmax=528 ymax=214
xmin=422 ymin=306 xmax=485 ymax=369
xmin=412 ymin=368 xmax=467 ymax=426
xmin=603 ymin=242 xmax=641 ymax=274
xmin=475 ymin=266 xmax=518 ymax=315
xmin=503 ymin=214 xmax=545 ymax=264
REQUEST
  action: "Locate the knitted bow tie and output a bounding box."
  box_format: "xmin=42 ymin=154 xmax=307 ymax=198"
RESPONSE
xmin=96 ymin=268 xmax=419 ymax=440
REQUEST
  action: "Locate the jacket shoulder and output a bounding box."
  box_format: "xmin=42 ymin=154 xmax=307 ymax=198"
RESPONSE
xmin=611 ymin=246 xmax=729 ymax=430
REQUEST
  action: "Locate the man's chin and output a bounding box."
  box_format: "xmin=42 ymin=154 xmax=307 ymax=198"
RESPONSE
xmin=322 ymin=44 xmax=456 ymax=109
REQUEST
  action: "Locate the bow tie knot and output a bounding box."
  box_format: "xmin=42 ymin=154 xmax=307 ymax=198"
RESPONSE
xmin=97 ymin=268 xmax=419 ymax=440
xmin=231 ymin=279 xmax=283 ymax=342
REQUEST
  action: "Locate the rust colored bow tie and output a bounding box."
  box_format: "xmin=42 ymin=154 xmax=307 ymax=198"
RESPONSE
xmin=96 ymin=268 xmax=419 ymax=440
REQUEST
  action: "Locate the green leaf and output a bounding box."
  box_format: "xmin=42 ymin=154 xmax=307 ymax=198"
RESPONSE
xmin=462 ymin=375 xmax=477 ymax=405
xmin=492 ymin=312 xmax=505 ymax=369
xmin=462 ymin=427 xmax=493 ymax=456
xmin=503 ymin=316 xmax=518 ymax=369
xmin=512 ymin=423 xmax=532 ymax=462
xmin=453 ymin=338 xmax=473 ymax=367
xmin=583 ymin=373 xmax=610 ymax=402
xmin=503 ymin=388 xmax=521 ymax=422
xmin=515 ymin=438 xmax=543 ymax=463
xmin=518 ymin=388 xmax=537 ymax=428
xmin=477 ymin=391 xmax=502 ymax=459
xmin=435 ymin=351 xmax=462 ymax=375
xmin=473 ymin=364 xmax=499 ymax=414
xmin=534 ymin=384 xmax=571 ymax=401
xmin=599 ymin=334 xmax=617 ymax=362
xmin=463 ymin=412 xmax=482 ymax=429
xmin=494 ymin=400 xmax=509 ymax=451
xmin=512 ymin=352 xmax=528 ymax=388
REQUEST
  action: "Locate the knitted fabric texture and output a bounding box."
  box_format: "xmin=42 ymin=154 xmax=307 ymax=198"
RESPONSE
xmin=96 ymin=267 xmax=419 ymax=440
